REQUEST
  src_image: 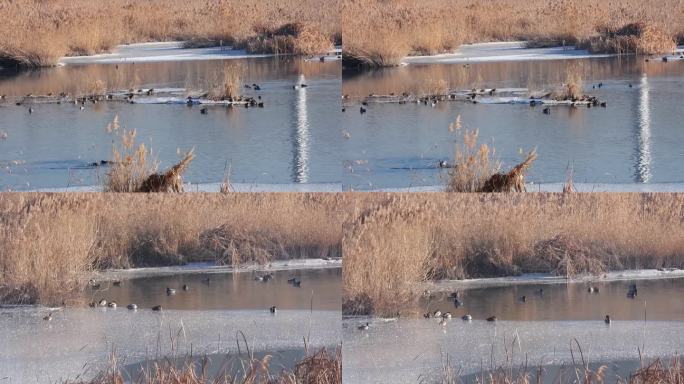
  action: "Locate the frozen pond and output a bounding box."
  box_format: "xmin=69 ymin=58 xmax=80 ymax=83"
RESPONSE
xmin=342 ymin=46 xmax=684 ymax=190
xmin=0 ymin=45 xmax=341 ymax=191
xmin=342 ymin=277 xmax=684 ymax=383
xmin=342 ymin=318 xmax=684 ymax=384
xmin=0 ymin=266 xmax=341 ymax=383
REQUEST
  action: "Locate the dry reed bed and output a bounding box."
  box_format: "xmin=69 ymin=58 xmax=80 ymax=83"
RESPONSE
xmin=439 ymin=356 xmax=684 ymax=384
xmin=342 ymin=0 xmax=684 ymax=67
xmin=0 ymin=0 xmax=339 ymax=67
xmin=343 ymin=193 xmax=684 ymax=316
xmin=77 ymin=347 xmax=341 ymax=384
xmin=0 ymin=193 xmax=345 ymax=306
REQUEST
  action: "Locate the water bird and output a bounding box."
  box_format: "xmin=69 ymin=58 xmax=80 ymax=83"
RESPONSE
xmin=112 ymin=280 xmax=121 ymax=286
xmin=361 ymin=101 xmax=368 ymax=106
xmin=600 ymin=101 xmax=607 ymax=108
xmin=342 ymin=107 xmax=346 ymax=112
xmin=453 ymin=299 xmax=463 ymax=308
xmin=439 ymin=160 xmax=448 ymax=168
xmin=28 ymin=107 xmax=33 ymax=114
xmin=439 ymin=318 xmax=448 ymax=326
xmin=98 ymin=299 xmax=107 ymax=307
xmin=537 ymin=288 xmax=544 ymax=296
xmin=543 ymin=107 xmax=551 ymax=115
xmin=254 ymin=84 xmax=261 ymax=91
xmin=358 ymin=322 xmax=370 ymax=331
xmin=462 ymin=314 xmax=472 ymax=321
xmin=293 ymin=280 xmax=302 ymax=288
xmin=146 ymin=89 xmax=154 ymax=96
xmin=287 ymin=277 xmax=296 ymax=283
xmin=166 ymin=287 xmax=176 ymax=295
xmin=182 ymin=284 xmax=189 ymax=291
xmin=108 ymin=301 xmax=117 ymax=308
xmin=203 ymin=277 xmax=211 ymax=284
xmin=629 ymin=83 xmax=633 ymax=88
xmin=320 ymin=56 xmax=325 ymax=62
xmin=43 ymin=312 xmax=52 ymax=321
xmin=88 ymin=302 xmax=96 ymax=308
xmin=520 ymin=295 xmax=527 ymax=303
xmin=152 ymin=305 xmax=162 ymax=311
xmin=598 ymin=82 xmax=603 ymax=88
xmin=79 ymin=106 xmax=85 ymax=111
xmin=244 ymin=84 xmax=252 ymax=89
xmin=433 ymin=310 xmax=442 ymax=318
xmin=486 ymin=316 xmax=497 ymax=322
xmin=588 ymin=286 xmax=599 ymax=293
xmin=662 ymin=57 xmax=668 ymax=62
xmin=263 ymin=273 xmax=273 ymax=282
xmin=269 ymin=306 xmax=277 ymax=313
xmin=127 ymin=303 xmax=137 ymax=310
xmin=89 ymin=279 xmax=101 ymax=289
xmin=442 ymin=312 xmax=452 ymax=319
xmin=430 ymin=101 xmax=437 ymax=107
xmin=360 ymin=106 xmax=366 ymax=114
xmin=200 ymin=107 xmax=208 ymax=114
xmin=604 ymin=315 xmax=611 ymax=324
xmin=257 ymin=102 xmax=264 ymax=108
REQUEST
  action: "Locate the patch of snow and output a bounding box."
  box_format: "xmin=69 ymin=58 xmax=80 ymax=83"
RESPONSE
xmin=403 ymin=41 xmax=617 ymax=65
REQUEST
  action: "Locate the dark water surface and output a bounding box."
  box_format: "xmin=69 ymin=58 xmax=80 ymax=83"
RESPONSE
xmin=0 ymin=57 xmax=341 ymax=190
xmin=342 ymin=56 xmax=684 ymax=190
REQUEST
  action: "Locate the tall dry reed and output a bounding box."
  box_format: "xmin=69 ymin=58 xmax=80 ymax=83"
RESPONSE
xmin=0 ymin=193 xmax=345 ymax=305
xmin=0 ymin=0 xmax=339 ymax=67
xmin=342 ymin=0 xmax=684 ymax=67
xmin=343 ymin=193 xmax=684 ymax=316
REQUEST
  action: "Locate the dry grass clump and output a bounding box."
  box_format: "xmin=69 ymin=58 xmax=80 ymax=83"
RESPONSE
xmin=342 ymin=0 xmax=684 ymax=67
xmin=343 ymin=193 xmax=684 ymax=316
xmin=582 ymin=22 xmax=677 ymax=55
xmin=76 ymin=347 xmax=341 ymax=384
xmin=0 ymin=193 xmax=345 ymax=305
xmin=240 ymin=23 xmax=334 ymax=56
xmin=0 ymin=0 xmax=339 ymax=67
xmin=629 ymin=358 xmax=684 ymax=384
xmin=207 ymin=64 xmax=243 ymax=101
xmin=444 ymin=116 xmax=536 ymax=193
xmin=103 ymin=117 xmax=194 ymax=193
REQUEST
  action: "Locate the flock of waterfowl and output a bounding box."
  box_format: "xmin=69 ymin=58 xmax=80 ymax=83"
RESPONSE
xmin=40 ymin=272 xmax=307 ymax=321
xmin=342 ymin=80 xmax=632 ymax=116
xmin=356 ymin=282 xmax=643 ymax=331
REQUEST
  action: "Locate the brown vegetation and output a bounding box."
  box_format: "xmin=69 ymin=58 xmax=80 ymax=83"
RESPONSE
xmin=445 ymin=116 xmax=537 ymax=193
xmin=342 ymin=0 xmax=684 ymax=67
xmin=103 ymin=116 xmax=195 ymax=193
xmin=343 ymin=193 xmax=684 ymax=316
xmin=0 ymin=193 xmax=344 ymax=306
xmin=438 ymin=354 xmax=684 ymax=384
xmin=0 ymin=0 xmax=339 ymax=67
xmin=75 ymin=347 xmax=341 ymax=384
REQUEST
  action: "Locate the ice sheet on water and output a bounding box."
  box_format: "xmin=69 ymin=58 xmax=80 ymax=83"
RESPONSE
xmin=60 ymin=42 xmax=276 ymax=65
xmin=342 ymin=318 xmax=684 ymax=384
xmin=403 ymin=41 xmax=616 ymax=65
xmin=94 ymin=258 xmax=342 ymax=280
xmin=0 ymin=308 xmax=340 ymax=383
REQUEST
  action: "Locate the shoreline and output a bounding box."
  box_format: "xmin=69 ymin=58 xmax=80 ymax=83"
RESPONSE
xmin=58 ymin=41 xmax=342 ymax=65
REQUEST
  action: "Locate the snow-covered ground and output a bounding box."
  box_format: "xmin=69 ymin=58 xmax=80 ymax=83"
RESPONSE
xmin=403 ymin=41 xmax=617 ymax=65
xmin=59 ymin=42 xmax=341 ymax=65
xmin=425 ymin=269 xmax=684 ymax=292
xmin=92 ymin=258 xmax=342 ymax=281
